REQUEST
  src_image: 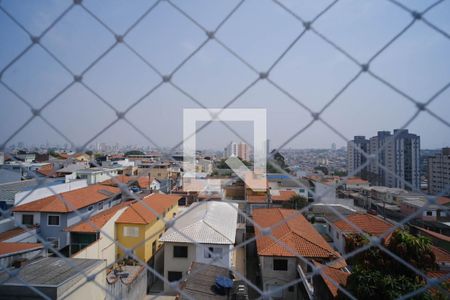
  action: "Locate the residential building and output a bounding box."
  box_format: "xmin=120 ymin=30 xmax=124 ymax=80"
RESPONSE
xmin=159 ymin=201 xmax=238 ymax=292
xmin=400 ymin=196 xmax=450 ymax=222
xmin=75 ymin=168 xmax=120 ymax=185
xmin=327 ymin=213 xmax=393 ymax=254
xmin=115 ymin=194 xmax=180 ymax=263
xmin=350 ymin=129 xmax=421 ymax=190
xmin=224 ymin=142 xmax=250 ymax=162
xmin=66 ymin=202 xmax=131 ymax=264
xmin=253 ymin=208 xmax=347 ymax=300
xmin=385 ymin=129 xmax=420 ymax=190
xmin=428 ymin=147 xmax=450 ymax=196
xmin=347 ymin=136 xmax=369 ymax=179
xmin=344 ymin=177 xmax=369 ymax=190
xmin=367 ymin=131 xmax=392 ymax=185
xmin=0 ymin=257 xmax=106 ymax=300
xmin=12 ymin=184 xmax=121 ymax=250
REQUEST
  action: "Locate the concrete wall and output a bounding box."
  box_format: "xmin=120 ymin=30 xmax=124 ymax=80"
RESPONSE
xmin=106 ymin=266 xmax=147 ymax=300
xmin=314 ymin=182 xmax=336 ymax=204
xmin=260 ymin=256 xmax=298 ymax=300
xmin=163 ymin=242 xmax=196 ymax=292
xmin=194 ymin=243 xmax=232 ymax=268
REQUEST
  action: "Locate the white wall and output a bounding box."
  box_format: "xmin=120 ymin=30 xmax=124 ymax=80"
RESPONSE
xmin=194 ymin=243 xmax=232 ymax=268
xmin=72 ymin=207 xmax=127 ymax=265
xmin=14 ymin=180 xmax=87 ymax=206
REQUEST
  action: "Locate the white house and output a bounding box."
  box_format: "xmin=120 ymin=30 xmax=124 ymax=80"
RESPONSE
xmin=159 ymin=201 xmax=238 ymax=292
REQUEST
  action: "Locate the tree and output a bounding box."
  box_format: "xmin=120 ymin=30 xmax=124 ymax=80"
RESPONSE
xmin=340 ymin=229 xmax=438 ymax=300
xmin=125 ymin=150 xmax=145 ymax=156
xmin=288 ymin=194 xmax=308 ymax=210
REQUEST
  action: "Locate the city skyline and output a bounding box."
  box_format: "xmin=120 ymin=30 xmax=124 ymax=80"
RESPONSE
xmin=1 ymin=0 xmax=450 ymax=150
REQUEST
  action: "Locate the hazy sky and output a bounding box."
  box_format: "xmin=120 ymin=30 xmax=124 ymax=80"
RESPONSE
xmin=1 ymin=0 xmax=449 ymax=151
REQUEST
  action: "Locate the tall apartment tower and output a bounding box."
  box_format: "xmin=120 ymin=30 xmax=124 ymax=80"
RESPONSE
xmin=384 ymin=129 xmax=420 ymax=190
xmin=428 ymin=147 xmax=450 ymax=196
xmin=224 ymin=142 xmax=250 ymax=162
xmin=347 ymin=136 xmax=370 ymax=179
xmin=348 ymin=129 xmax=420 ymax=190
xmin=368 ymin=131 xmax=392 ymax=185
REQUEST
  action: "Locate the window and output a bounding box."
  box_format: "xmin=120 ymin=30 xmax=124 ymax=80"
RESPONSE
xmin=123 ymin=226 xmax=139 ymax=237
xmin=48 ymin=215 xmax=60 ymax=226
xmin=273 ymin=259 xmax=288 ymax=271
xmin=88 ymin=205 xmax=94 ymax=211
xmin=22 ymin=214 xmax=34 ymax=226
xmin=426 ymin=211 xmax=433 ymax=216
xmin=98 ymin=202 xmax=103 ymax=210
xmin=336 ymin=232 xmax=339 ymax=240
xmin=204 ymin=247 xmax=223 ymax=259
xmin=173 ymin=246 xmax=188 ymax=258
xmin=168 ymin=271 xmax=182 ymax=282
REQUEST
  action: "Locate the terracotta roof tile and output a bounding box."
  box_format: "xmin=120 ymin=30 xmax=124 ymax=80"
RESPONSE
xmin=333 ymin=213 xmax=393 ymax=236
xmin=345 ymin=177 xmax=369 ymax=185
xmin=116 ymin=194 xmax=181 ymax=225
xmin=0 ymin=227 xmax=30 ymax=242
xmin=12 ymin=184 xmax=120 ymax=213
xmin=414 ymin=226 xmax=450 ymax=242
xmin=431 ymin=245 xmax=450 ymax=264
xmin=247 ymin=195 xmax=267 ymax=203
xmin=271 ymin=190 xmax=297 ymax=202
xmin=66 ymin=202 xmax=131 ymax=233
xmin=253 ymin=208 xmax=343 ymax=262
xmin=314 ymin=261 xmax=350 ymax=298
xmin=0 ymin=242 xmax=43 ymax=256
xmin=101 ymin=175 xmax=151 ymax=189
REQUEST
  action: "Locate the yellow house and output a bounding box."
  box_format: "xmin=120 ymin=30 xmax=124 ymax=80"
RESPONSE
xmin=115 ymin=194 xmax=180 ymax=262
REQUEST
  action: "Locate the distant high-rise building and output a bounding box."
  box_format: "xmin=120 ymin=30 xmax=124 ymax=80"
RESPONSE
xmin=331 ymin=143 xmax=336 ymax=151
xmin=347 ymin=136 xmax=369 ymax=179
xmin=428 ymin=147 xmax=450 ymax=196
xmin=224 ymin=142 xmax=250 ymax=162
xmin=349 ymin=129 xmax=420 ymax=190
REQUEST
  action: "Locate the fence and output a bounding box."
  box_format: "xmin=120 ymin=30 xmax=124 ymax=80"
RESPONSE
xmin=1 ymin=0 xmax=450 ymax=299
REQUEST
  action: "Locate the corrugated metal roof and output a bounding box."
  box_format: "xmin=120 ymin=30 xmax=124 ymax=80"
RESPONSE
xmin=160 ymin=201 xmax=238 ymax=244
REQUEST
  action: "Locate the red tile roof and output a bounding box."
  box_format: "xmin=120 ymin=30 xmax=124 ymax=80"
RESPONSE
xmin=36 ymin=164 xmax=58 ymax=177
xmin=247 ymin=195 xmax=267 ymax=203
xmin=253 ymin=208 xmax=343 ymax=262
xmin=12 ymin=184 xmax=120 ymax=213
xmin=0 ymin=242 xmax=43 ymax=256
xmin=333 ymin=213 xmax=393 ymax=236
xmin=437 ymin=196 xmax=450 ymax=205
xmin=314 ymin=261 xmax=350 ymax=298
xmin=0 ymin=227 xmax=30 ymax=242
xmin=271 ymin=190 xmax=297 ymax=202
xmin=66 ymin=202 xmax=131 ymax=233
xmin=431 ymin=245 xmax=450 ymax=264
xmin=345 ymin=177 xmax=369 ymax=185
xmin=414 ymin=226 xmax=450 ymax=242
xmin=100 ymin=175 xmax=150 ymax=189
xmin=116 ymin=194 xmax=181 ymax=225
